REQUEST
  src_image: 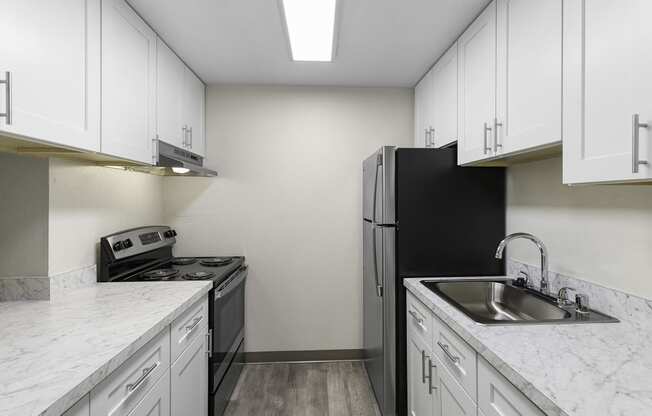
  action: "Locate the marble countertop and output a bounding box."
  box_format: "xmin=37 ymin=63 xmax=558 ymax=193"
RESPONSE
xmin=404 ymin=277 xmax=652 ymax=416
xmin=0 ymin=281 xmax=212 ymax=416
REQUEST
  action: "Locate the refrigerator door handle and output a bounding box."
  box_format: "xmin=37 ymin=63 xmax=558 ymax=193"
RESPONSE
xmin=372 ymin=225 xmax=383 ymax=297
xmin=371 ymin=152 xmax=382 ymax=224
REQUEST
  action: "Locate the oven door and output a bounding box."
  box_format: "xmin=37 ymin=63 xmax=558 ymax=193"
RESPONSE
xmin=209 ymin=265 xmax=247 ymax=391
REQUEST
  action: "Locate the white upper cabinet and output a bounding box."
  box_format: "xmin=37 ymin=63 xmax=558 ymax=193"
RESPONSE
xmin=183 ymin=67 xmax=206 ymax=157
xmin=0 ymin=0 xmax=101 ymax=152
xmin=431 ymin=42 xmax=458 ymax=149
xmin=495 ymin=0 xmax=562 ymax=156
xmin=563 ymin=0 xmax=652 ymax=184
xmin=156 ymin=38 xmax=185 ymax=149
xmin=414 ymin=70 xmax=435 ymax=148
xmin=101 ymin=0 xmax=156 ymax=164
xmin=457 ymin=1 xmax=497 ymax=165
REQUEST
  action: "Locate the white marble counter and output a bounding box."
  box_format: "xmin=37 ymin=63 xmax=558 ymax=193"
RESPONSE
xmin=404 ymin=277 xmax=652 ymax=416
xmin=0 ymin=281 xmax=212 ymax=416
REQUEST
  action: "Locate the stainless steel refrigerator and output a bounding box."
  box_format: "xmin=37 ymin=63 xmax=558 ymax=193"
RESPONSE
xmin=362 ymin=146 xmax=505 ymax=416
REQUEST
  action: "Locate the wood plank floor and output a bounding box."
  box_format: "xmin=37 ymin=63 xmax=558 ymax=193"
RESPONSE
xmin=223 ymin=361 xmax=381 ymax=416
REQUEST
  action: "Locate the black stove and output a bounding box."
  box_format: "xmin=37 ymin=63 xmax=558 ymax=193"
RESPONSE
xmin=98 ymin=226 xmax=247 ymax=416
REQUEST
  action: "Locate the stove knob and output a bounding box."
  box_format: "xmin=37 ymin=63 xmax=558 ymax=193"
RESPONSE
xmin=172 ymin=230 xmax=177 ymax=236
xmin=113 ymin=241 xmax=124 ymax=251
xmin=163 ymin=230 xmax=172 ymax=238
xmin=123 ymin=238 xmax=133 ymax=248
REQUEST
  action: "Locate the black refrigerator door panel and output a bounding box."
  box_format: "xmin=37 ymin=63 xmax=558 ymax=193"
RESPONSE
xmin=395 ymin=148 xmax=506 ymax=278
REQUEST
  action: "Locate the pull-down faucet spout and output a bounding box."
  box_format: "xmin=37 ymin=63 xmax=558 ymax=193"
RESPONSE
xmin=495 ymin=232 xmax=549 ymax=296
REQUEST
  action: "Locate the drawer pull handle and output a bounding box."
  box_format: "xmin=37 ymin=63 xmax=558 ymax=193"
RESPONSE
xmin=437 ymin=341 xmax=460 ymax=364
xmin=409 ymin=310 xmax=427 ymax=332
xmin=126 ymin=361 xmax=160 ymax=392
xmin=0 ymin=71 xmax=11 ymax=125
xmin=421 ymin=350 xmax=428 ymax=383
xmin=179 ymin=316 xmax=203 ymax=343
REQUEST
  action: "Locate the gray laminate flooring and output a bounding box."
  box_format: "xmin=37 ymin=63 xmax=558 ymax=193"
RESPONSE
xmin=223 ymin=361 xmax=381 ymax=416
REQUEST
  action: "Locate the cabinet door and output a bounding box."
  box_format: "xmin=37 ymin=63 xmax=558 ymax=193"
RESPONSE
xmin=127 ymin=370 xmax=170 ymax=416
xmin=171 ymin=326 xmax=208 ymax=416
xmin=414 ymin=72 xmax=434 ymax=148
xmin=156 ymin=38 xmax=185 ymax=149
xmin=432 ymin=42 xmax=458 ymax=149
xmin=496 ymin=0 xmax=562 ymax=156
xmin=101 ymin=0 xmax=156 ymax=164
xmin=457 ymin=1 xmax=497 ymax=164
xmin=0 ymin=0 xmax=100 ymax=151
xmin=183 ymin=67 xmax=206 ymax=156
xmin=407 ymin=333 xmax=435 ymax=416
xmin=563 ymin=0 xmax=652 ymax=184
xmin=478 ymin=357 xmax=544 ymax=416
xmin=63 ymin=395 xmax=90 ymax=416
xmin=436 ymin=356 xmax=476 ymax=416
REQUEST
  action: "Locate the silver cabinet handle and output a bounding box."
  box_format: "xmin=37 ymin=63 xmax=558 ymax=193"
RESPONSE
xmin=182 ymin=125 xmax=188 ymax=147
xmin=126 ymin=361 xmax=160 ymax=393
xmin=189 ymin=126 xmax=193 ymax=148
xmin=437 ymin=341 xmax=460 ymax=364
xmin=493 ymin=117 xmax=503 ymax=152
xmin=0 ymin=71 xmax=11 ymax=125
xmin=421 ymin=350 xmax=427 ymax=383
xmin=179 ymin=316 xmax=203 ymax=343
xmin=483 ymin=122 xmax=492 ymax=154
xmin=632 ymin=114 xmax=649 ymax=173
xmin=409 ymin=310 xmax=427 ymax=332
xmin=429 ymin=127 xmax=435 ymax=147
xmin=424 ymin=128 xmax=430 ymax=147
xmin=428 ymin=358 xmax=437 ymax=395
xmin=206 ymin=329 xmax=213 ymax=357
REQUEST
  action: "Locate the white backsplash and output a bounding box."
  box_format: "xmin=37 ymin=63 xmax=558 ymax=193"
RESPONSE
xmin=0 ymin=265 xmax=97 ymax=301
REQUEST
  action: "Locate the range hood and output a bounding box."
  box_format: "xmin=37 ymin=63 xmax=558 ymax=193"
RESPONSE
xmin=136 ymin=140 xmax=217 ymax=177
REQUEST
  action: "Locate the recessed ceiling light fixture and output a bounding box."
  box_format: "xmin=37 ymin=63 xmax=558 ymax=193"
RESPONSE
xmin=280 ymin=0 xmax=338 ymax=62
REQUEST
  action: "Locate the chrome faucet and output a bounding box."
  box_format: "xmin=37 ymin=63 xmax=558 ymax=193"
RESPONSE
xmin=495 ymin=233 xmax=550 ymax=296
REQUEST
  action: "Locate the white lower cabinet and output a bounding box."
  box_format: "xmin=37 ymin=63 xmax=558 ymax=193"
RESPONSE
xmin=127 ymin=370 xmax=170 ymax=416
xmin=171 ymin=325 xmax=209 ymax=416
xmin=63 ymin=395 xmax=90 ymax=416
xmin=406 ymin=292 xmax=544 ymax=416
xmin=436 ymin=355 xmax=475 ymax=416
xmin=478 ymin=357 xmax=545 ymax=416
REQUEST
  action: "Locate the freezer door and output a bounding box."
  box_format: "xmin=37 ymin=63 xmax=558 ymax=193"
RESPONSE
xmin=363 ymin=220 xmax=384 ymax=411
xmin=363 ymin=147 xmax=396 ymax=224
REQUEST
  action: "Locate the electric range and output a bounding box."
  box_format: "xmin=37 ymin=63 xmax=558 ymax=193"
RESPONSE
xmin=98 ymin=226 xmax=246 ymax=416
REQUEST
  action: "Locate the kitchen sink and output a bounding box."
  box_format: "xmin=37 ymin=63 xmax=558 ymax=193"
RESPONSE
xmin=421 ymin=279 xmax=619 ymax=325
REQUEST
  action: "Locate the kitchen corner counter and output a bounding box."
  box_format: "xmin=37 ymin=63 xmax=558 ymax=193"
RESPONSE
xmin=0 ymin=281 xmax=212 ymax=416
xmin=404 ymin=277 xmax=652 ymax=416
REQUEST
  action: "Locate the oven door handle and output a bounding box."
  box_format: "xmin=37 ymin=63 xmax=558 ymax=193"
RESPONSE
xmin=215 ymin=265 xmax=248 ymax=299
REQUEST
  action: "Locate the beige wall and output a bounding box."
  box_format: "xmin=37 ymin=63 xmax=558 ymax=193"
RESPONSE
xmin=507 ymin=156 xmax=652 ymax=299
xmin=48 ymin=159 xmax=164 ymax=275
xmin=164 ymin=85 xmax=414 ymax=352
xmin=0 ymin=153 xmax=49 ymax=277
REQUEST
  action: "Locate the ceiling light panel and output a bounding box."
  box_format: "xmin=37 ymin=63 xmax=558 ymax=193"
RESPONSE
xmin=281 ymin=0 xmax=337 ymax=62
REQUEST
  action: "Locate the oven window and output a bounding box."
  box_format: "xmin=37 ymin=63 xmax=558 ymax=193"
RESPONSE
xmin=211 ymin=272 xmax=246 ymax=388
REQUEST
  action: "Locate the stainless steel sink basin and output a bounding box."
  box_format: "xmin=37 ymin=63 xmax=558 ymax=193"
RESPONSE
xmin=421 ymin=279 xmax=619 ymax=325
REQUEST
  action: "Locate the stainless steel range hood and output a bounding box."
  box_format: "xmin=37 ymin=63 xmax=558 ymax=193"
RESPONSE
xmin=136 ymin=140 xmax=217 ymax=177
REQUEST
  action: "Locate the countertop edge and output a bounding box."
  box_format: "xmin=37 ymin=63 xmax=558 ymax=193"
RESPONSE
xmin=41 ymin=282 xmax=212 ymax=416
xmin=403 ymin=278 xmax=569 ymax=416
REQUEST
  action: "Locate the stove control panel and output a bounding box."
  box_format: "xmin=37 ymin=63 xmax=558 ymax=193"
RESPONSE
xmin=101 ymin=226 xmax=176 ymax=260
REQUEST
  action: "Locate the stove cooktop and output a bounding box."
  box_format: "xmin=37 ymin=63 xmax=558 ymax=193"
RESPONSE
xmin=130 ymin=256 xmax=245 ymax=286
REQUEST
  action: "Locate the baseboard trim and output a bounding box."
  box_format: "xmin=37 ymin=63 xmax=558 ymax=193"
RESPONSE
xmin=243 ymin=349 xmax=365 ymax=363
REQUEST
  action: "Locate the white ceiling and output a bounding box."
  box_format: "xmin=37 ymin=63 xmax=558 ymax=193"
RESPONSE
xmin=128 ymin=0 xmax=490 ymax=87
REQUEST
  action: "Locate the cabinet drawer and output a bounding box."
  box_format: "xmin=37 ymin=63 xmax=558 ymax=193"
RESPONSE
xmin=478 ymin=356 xmax=545 ymax=416
xmin=91 ymin=327 xmax=170 ymax=416
xmin=432 ymin=315 xmax=477 ymax=401
xmin=435 ymin=354 xmax=476 ymax=416
xmin=127 ymin=369 xmax=170 ymax=416
xmin=406 ymin=291 xmax=433 ymax=342
xmin=171 ymin=295 xmax=208 ymax=363
xmin=171 ymin=325 xmax=209 ymax=416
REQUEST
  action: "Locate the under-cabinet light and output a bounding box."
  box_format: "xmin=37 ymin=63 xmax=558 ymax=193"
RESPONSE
xmin=281 ymin=0 xmax=337 ymax=62
xmin=171 ymin=167 xmax=190 ymax=174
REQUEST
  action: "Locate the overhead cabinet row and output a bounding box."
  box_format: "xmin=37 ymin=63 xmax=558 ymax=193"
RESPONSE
xmin=417 ymin=0 xmax=652 ymax=184
xmin=0 ymin=0 xmax=205 ymax=165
